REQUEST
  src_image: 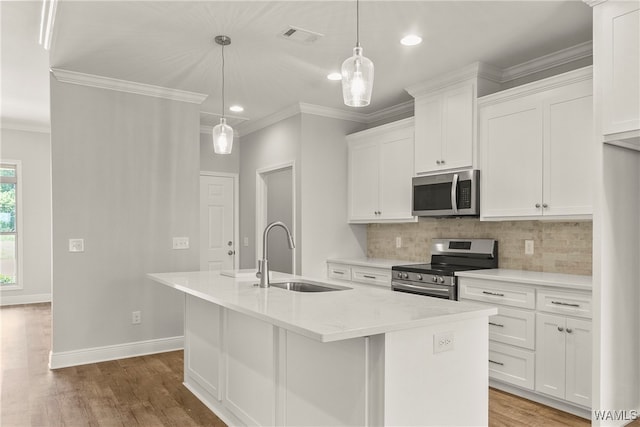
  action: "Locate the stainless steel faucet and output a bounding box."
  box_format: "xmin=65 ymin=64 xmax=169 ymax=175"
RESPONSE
xmin=256 ymin=221 xmax=295 ymax=288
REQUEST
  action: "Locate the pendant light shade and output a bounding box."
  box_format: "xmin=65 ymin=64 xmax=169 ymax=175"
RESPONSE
xmin=341 ymin=0 xmax=373 ymax=107
xmin=212 ymin=35 xmax=233 ymax=155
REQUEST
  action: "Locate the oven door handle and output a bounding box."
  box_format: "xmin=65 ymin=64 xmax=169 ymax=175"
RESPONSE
xmin=392 ymin=282 xmax=452 ymax=296
xmin=450 ymin=173 xmax=459 ymax=215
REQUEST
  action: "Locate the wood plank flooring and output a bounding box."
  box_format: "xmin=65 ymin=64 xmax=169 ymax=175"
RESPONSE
xmin=1 ymin=303 xmax=637 ymax=426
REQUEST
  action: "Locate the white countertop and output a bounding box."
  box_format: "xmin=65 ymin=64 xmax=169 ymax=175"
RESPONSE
xmin=326 ymin=257 xmax=416 ymax=269
xmin=456 ymin=268 xmax=592 ymax=291
xmin=147 ymin=271 xmax=496 ymax=343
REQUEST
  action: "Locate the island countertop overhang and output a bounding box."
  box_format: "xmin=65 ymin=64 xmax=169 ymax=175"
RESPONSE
xmin=147 ymin=270 xmax=497 ymax=343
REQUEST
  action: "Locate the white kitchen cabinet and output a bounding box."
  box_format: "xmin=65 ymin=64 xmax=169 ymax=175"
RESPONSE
xmin=597 ymin=1 xmax=640 ymax=139
xmin=413 ymin=82 xmax=474 ymax=174
xmin=479 ymin=67 xmax=594 ymax=220
xmin=347 ymin=118 xmax=416 ymax=223
xmin=326 ymin=261 xmax=391 ymax=288
xmin=536 ymin=313 xmax=592 ymax=407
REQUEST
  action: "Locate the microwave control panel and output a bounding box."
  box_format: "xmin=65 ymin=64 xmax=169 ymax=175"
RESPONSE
xmin=459 ymin=181 xmax=472 ymax=209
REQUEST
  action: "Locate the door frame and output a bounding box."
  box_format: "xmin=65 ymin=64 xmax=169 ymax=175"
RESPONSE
xmin=200 ymin=171 xmax=240 ymax=270
xmin=255 ymin=161 xmax=296 ymax=275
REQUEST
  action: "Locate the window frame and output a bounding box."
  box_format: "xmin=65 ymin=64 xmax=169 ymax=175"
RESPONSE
xmin=0 ymin=160 xmax=23 ymax=290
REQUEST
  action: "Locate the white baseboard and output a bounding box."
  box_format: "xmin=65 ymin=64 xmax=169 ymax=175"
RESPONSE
xmin=0 ymin=293 xmax=51 ymax=306
xmin=49 ymin=336 xmax=184 ymax=369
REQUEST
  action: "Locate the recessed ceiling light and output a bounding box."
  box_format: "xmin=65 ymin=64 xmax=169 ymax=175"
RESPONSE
xmin=400 ymin=35 xmax=422 ymax=46
xmin=229 ymin=105 xmax=244 ymax=113
xmin=327 ymin=72 xmax=342 ymax=81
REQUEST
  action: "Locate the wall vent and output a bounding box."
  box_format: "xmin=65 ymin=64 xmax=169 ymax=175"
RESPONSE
xmin=278 ymin=26 xmax=324 ymax=44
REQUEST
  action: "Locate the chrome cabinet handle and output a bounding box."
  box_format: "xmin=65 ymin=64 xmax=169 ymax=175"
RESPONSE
xmin=363 ymin=275 xmax=377 ymax=279
xmin=566 ymin=328 xmax=573 ymax=334
xmin=332 ymin=270 xmax=344 ymax=275
xmin=551 ymin=301 xmax=580 ymax=308
xmin=441 ymin=159 xmax=445 ymax=164
xmin=558 ymin=326 xmax=564 ymax=332
xmin=489 ymin=322 xmax=504 ymax=328
xmin=228 ymin=250 xmax=235 ymax=256
xmin=542 ymin=203 xmax=549 ymax=208
xmin=535 ymin=203 xmax=541 ymax=208
xmin=489 ymin=360 xmax=504 ymax=366
xmin=482 ymin=291 xmax=505 ymax=297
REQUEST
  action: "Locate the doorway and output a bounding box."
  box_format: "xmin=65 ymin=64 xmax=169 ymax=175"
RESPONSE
xmin=256 ymin=163 xmax=295 ymax=274
xmin=200 ymin=173 xmax=239 ymax=271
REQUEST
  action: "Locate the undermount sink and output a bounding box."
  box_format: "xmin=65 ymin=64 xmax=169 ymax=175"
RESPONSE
xmin=268 ymin=280 xmax=351 ymax=293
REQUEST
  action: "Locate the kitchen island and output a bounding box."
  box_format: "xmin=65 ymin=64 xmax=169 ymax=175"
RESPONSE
xmin=147 ymin=270 xmax=497 ymax=427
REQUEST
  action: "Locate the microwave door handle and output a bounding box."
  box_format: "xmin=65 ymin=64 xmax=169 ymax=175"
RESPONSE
xmin=451 ymin=173 xmax=459 ymax=215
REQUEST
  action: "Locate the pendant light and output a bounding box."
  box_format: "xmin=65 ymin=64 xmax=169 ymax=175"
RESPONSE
xmin=341 ymin=0 xmax=374 ymax=107
xmin=212 ymin=35 xmax=233 ymax=155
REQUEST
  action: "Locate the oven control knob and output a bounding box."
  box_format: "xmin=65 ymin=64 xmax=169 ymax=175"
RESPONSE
xmin=402 ymin=273 xmax=409 ymax=279
xmin=416 ymin=274 xmax=423 ymax=281
xmin=438 ymin=276 xmax=445 ymax=284
xmin=397 ymin=272 xmax=402 ymax=279
xmin=432 ymin=276 xmax=438 ymax=283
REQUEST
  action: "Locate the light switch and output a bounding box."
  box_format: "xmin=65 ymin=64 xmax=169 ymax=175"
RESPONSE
xmin=172 ymin=237 xmax=189 ymax=250
xmin=69 ymin=238 xmax=84 ymax=252
xmin=243 ymin=237 xmax=249 ymax=247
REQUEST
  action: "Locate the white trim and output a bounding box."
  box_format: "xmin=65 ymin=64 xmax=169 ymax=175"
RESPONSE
xmin=365 ymin=100 xmax=414 ymax=124
xmin=48 ymin=336 xmax=184 ymax=369
xmin=583 ymin=0 xmax=607 ymax=7
xmin=50 ymin=68 xmax=208 ymax=104
xmin=255 ymin=161 xmax=297 ymax=275
xmin=298 ymin=103 xmax=369 ymax=123
xmin=0 ymin=293 xmax=51 ymax=306
xmin=405 ymin=62 xmax=503 ymax=97
xmin=0 ymin=159 xmax=23 ymax=291
xmin=0 ymin=120 xmax=50 ymax=134
xmin=501 ymin=41 xmax=593 ymax=82
xmin=237 ymin=104 xmax=302 ymax=137
xmin=199 ymin=171 xmax=240 ymax=269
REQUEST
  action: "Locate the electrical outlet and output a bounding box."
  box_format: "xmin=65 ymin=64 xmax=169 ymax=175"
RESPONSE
xmin=396 ymin=236 xmax=402 ymax=248
xmin=132 ymin=311 xmax=141 ymax=325
xmin=172 ymin=237 xmax=189 ymax=250
xmin=433 ymin=331 xmax=454 ymax=353
xmin=69 ymin=238 xmax=84 ymax=252
xmin=525 ymin=240 xmax=534 ymax=255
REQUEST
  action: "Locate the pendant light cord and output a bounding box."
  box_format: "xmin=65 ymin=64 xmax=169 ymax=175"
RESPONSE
xmin=356 ymin=0 xmax=360 ymax=47
xmin=221 ymin=43 xmax=225 ymax=119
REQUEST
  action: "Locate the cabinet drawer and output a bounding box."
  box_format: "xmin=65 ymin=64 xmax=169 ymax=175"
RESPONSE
xmin=490 ymin=306 xmax=535 ymax=350
xmin=351 ymin=266 xmax=391 ymax=287
xmin=327 ymin=263 xmax=351 ymax=282
xmin=459 ymin=278 xmax=536 ymax=309
xmin=489 ymin=342 xmax=535 ymax=390
xmin=537 ymin=290 xmax=592 ymax=319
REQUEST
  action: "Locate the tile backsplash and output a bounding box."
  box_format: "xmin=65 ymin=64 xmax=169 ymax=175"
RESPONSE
xmin=367 ymin=219 xmax=592 ymax=276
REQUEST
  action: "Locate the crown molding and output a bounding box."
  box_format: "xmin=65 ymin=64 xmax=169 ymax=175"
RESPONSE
xmin=51 ymin=68 xmax=208 ymax=104
xmin=366 ymin=100 xmax=414 ymax=123
xmin=501 ymin=41 xmax=593 ymax=82
xmin=298 ymin=103 xmax=369 ymax=123
xmin=0 ymin=119 xmax=50 ymax=134
xmin=583 ymin=0 xmax=607 ymax=7
xmin=405 ymin=62 xmax=503 ymax=97
xmin=199 ymin=125 xmax=240 ymax=139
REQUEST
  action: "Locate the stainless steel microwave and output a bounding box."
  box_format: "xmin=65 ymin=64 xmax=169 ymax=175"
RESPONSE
xmin=412 ymin=169 xmax=480 ymax=217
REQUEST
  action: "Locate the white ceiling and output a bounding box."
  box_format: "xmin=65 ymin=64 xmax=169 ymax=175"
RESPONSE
xmin=1 ymin=1 xmax=593 ymax=133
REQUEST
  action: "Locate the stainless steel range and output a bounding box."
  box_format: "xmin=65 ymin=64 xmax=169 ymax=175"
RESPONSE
xmin=391 ymin=238 xmax=498 ymax=300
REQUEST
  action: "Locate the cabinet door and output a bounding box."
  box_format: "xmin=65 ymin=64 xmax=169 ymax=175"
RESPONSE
xmin=348 ymin=141 xmax=379 ymax=221
xmin=599 ymin=1 xmax=640 ymax=135
xmin=379 ymin=134 xmax=414 ymax=220
xmin=535 ymin=313 xmax=566 ymax=400
xmin=565 ymin=318 xmax=592 ymax=407
xmin=543 ymin=80 xmax=594 ymax=217
xmin=441 ymin=83 xmax=474 ymax=170
xmin=414 ymin=95 xmax=443 ymax=174
xmin=480 ymin=98 xmax=543 ymax=219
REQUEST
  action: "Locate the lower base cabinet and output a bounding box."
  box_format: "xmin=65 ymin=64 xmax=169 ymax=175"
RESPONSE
xmin=535 ymin=313 xmax=592 ymax=407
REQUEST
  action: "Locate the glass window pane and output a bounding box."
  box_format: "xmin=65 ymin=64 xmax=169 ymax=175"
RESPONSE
xmin=0 ymin=183 xmax=16 ymax=232
xmin=0 ymin=234 xmax=16 ymax=285
xmin=0 ymin=166 xmax=16 ymax=178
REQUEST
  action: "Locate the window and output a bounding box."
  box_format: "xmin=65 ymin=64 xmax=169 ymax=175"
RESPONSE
xmin=1 ymin=161 xmax=22 ymax=289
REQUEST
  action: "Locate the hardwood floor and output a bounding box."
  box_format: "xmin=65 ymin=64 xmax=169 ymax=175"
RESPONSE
xmin=1 ymin=303 xmax=636 ymax=427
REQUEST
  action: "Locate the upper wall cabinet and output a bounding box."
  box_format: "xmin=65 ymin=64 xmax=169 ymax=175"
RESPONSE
xmin=478 ymin=67 xmax=594 ymax=221
xmin=347 ymin=118 xmax=416 ymax=223
xmin=406 ymin=63 xmax=502 ymax=176
xmin=594 ymin=0 xmax=640 ymax=150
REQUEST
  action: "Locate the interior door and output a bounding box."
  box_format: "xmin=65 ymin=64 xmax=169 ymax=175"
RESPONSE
xmin=200 ymin=174 xmax=235 ymax=271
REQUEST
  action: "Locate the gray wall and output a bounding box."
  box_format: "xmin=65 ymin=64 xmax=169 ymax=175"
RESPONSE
xmin=265 ymin=168 xmax=293 ymax=274
xmin=50 ymin=76 xmax=199 ymax=353
xmin=199 ymin=130 xmax=240 ymax=174
xmin=0 ymin=128 xmax=52 ymax=304
xmin=239 ymin=115 xmax=302 ymax=270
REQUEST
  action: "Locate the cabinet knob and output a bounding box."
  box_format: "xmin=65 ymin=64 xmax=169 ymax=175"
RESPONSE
xmin=557 ymin=326 xmax=564 ymax=332
xmin=228 ymin=250 xmax=235 ymax=256
xmin=436 ymin=160 xmax=441 ymax=165
xmin=441 ymin=160 xmax=445 ymax=164
xmin=566 ymin=328 xmax=573 ymax=334
xmin=542 ymin=203 xmax=549 ymax=208
xmin=535 ymin=203 xmax=541 ymax=208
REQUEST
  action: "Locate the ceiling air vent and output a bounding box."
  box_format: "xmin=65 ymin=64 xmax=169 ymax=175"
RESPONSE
xmin=278 ymin=26 xmax=324 ymax=44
